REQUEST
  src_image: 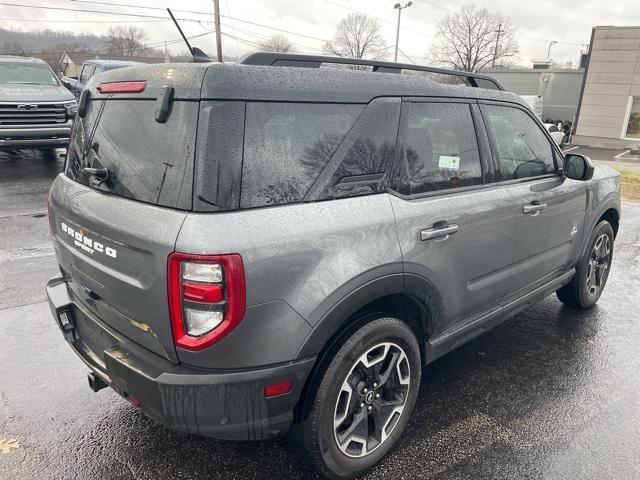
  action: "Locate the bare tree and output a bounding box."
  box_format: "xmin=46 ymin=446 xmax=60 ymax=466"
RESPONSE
xmin=324 ymin=12 xmax=387 ymax=62
xmin=106 ymin=26 xmax=146 ymax=56
xmin=258 ymin=34 xmax=295 ymax=53
xmin=429 ymin=4 xmax=517 ymax=72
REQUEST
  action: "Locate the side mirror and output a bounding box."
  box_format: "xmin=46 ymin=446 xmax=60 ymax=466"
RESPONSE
xmin=564 ymin=153 xmax=595 ymax=181
xmin=61 ymin=79 xmax=72 ymax=89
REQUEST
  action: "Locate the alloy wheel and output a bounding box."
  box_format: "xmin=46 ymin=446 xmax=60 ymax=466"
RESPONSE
xmin=333 ymin=342 xmax=411 ymax=458
xmin=586 ymin=233 xmax=611 ymax=297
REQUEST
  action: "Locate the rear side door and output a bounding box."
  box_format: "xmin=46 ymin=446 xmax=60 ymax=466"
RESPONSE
xmin=480 ymin=102 xmax=587 ymax=298
xmin=389 ymin=98 xmax=517 ymax=335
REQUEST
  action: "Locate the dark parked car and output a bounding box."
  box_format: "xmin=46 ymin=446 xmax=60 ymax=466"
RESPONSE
xmin=0 ymin=55 xmax=76 ymax=151
xmin=46 ymin=53 xmax=620 ymax=479
xmin=61 ymin=59 xmax=139 ymax=99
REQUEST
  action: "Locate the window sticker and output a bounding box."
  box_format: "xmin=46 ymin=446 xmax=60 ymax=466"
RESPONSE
xmin=438 ymin=155 xmax=460 ymax=170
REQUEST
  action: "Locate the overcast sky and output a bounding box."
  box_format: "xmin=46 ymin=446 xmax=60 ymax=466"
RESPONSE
xmin=0 ymin=0 xmax=636 ymax=66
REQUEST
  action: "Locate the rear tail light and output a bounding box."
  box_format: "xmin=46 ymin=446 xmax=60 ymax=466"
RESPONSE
xmin=168 ymin=253 xmax=246 ymax=351
xmin=96 ymin=80 xmax=147 ymax=94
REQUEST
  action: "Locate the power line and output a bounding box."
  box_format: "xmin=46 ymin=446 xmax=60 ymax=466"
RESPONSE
xmin=397 ymin=48 xmax=417 ymax=64
xmin=67 ymin=0 xmax=211 ymax=17
xmin=144 ymin=30 xmax=216 ymax=51
xmin=323 ymin=0 xmax=435 ymax=40
xmin=0 ymin=2 xmax=203 ymax=22
xmin=219 ymin=22 xmax=322 ymax=53
xmin=0 ymin=17 xmax=167 ymax=23
xmin=415 ymin=1 xmax=451 ymax=13
xmin=223 ymin=0 xmax=241 ymax=57
xmin=219 ymin=14 xmax=326 ymax=42
xmin=411 ymin=4 xmax=445 ymax=18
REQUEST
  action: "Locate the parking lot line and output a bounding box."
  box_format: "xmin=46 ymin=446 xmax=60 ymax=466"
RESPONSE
xmin=562 ymin=146 xmax=580 ymax=153
xmin=615 ymin=150 xmax=631 ymax=159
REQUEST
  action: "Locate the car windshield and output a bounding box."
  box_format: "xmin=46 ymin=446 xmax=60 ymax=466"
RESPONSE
xmin=0 ymin=62 xmax=59 ymax=86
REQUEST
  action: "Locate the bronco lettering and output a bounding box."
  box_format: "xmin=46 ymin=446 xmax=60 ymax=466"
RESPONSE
xmin=61 ymin=222 xmax=117 ymax=259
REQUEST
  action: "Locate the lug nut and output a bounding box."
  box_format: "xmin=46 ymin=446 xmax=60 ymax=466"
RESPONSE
xmin=360 ymin=402 xmax=365 ymax=408
xmin=376 ymin=393 xmax=380 ymax=398
xmin=373 ymin=382 xmax=378 ymax=387
xmin=368 ymin=406 xmax=372 ymax=411
xmin=363 ymin=388 xmax=368 ymax=393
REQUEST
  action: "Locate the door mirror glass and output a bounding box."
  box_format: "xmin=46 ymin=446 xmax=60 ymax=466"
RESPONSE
xmin=564 ymin=154 xmax=595 ymax=181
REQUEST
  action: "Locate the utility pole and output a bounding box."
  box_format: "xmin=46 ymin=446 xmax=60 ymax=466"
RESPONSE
xmin=491 ymin=23 xmax=504 ymax=68
xmin=393 ymin=2 xmax=413 ymax=63
xmin=213 ymin=0 xmax=223 ymax=62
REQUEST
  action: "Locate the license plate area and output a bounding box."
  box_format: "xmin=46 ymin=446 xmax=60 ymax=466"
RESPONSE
xmin=61 ymin=304 xmax=119 ymax=371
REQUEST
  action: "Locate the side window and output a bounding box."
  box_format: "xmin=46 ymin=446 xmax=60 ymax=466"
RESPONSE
xmin=482 ymin=105 xmax=556 ymax=181
xmin=240 ymin=102 xmax=363 ymax=209
xmin=393 ymin=102 xmax=483 ymax=195
xmin=79 ymin=65 xmax=95 ymax=85
xmin=313 ymin=98 xmax=400 ymax=200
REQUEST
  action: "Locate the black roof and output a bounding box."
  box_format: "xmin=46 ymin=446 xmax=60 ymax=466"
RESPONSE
xmin=201 ymin=63 xmax=522 ymax=104
xmin=88 ymin=53 xmax=525 ymax=107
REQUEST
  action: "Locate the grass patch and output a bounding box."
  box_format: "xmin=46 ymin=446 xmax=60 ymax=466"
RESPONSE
xmin=620 ymin=170 xmax=640 ymax=202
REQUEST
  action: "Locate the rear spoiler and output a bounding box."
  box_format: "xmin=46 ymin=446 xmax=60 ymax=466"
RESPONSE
xmin=241 ymin=52 xmax=505 ymax=91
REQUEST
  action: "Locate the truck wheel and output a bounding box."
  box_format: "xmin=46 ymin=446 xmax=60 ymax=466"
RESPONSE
xmin=293 ymin=316 xmax=421 ymax=479
xmin=557 ymin=220 xmax=614 ymax=309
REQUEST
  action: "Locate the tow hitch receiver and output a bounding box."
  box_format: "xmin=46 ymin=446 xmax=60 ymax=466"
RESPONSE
xmin=56 ymin=309 xmax=75 ymax=342
xmin=87 ymin=372 xmax=107 ymax=392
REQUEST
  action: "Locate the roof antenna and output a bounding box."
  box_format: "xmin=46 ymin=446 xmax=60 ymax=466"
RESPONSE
xmin=166 ymin=8 xmax=211 ymax=63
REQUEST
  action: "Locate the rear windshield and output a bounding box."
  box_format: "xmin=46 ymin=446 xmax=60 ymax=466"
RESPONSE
xmin=66 ymin=98 xmax=197 ymax=209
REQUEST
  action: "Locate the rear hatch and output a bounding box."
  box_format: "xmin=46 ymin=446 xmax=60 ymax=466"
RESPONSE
xmin=48 ymin=64 xmax=206 ymax=363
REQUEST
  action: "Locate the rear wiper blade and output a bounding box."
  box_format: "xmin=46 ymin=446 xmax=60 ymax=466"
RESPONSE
xmin=81 ymin=167 xmax=111 ymax=187
xmin=81 ymin=167 xmax=109 ymax=178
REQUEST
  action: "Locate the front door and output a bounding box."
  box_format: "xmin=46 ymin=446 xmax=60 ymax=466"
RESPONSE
xmin=480 ymin=102 xmax=587 ymax=299
xmin=389 ymin=99 xmax=517 ymax=336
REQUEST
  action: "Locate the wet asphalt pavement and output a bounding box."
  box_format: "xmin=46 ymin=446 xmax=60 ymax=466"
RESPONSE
xmin=1 ymin=149 xmax=640 ymax=479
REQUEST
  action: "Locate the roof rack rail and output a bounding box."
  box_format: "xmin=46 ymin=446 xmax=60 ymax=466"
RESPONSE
xmin=241 ymin=52 xmax=505 ymax=91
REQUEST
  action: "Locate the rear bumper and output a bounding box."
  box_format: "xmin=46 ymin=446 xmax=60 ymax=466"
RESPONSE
xmin=0 ymin=122 xmax=72 ymax=149
xmin=46 ymin=276 xmax=315 ymax=440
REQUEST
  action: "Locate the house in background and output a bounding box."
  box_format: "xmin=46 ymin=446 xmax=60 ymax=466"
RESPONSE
xmin=56 ymin=52 xmax=166 ymax=78
xmin=483 ymin=68 xmax=585 ymax=123
xmin=573 ymin=25 xmax=640 ymax=148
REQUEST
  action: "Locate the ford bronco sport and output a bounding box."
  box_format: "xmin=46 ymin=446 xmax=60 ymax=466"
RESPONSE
xmin=46 ymin=53 xmax=621 ymax=479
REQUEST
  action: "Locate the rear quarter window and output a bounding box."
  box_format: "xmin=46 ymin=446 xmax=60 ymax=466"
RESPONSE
xmin=240 ymin=102 xmax=363 ymax=209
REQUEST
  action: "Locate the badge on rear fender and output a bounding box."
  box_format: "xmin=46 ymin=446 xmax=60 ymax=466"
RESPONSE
xmin=61 ymin=222 xmax=117 ymax=258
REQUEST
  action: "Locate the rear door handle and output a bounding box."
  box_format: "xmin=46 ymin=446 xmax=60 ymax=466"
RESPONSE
xmin=420 ymin=224 xmax=459 ymax=241
xmin=523 ymin=203 xmax=548 ymax=216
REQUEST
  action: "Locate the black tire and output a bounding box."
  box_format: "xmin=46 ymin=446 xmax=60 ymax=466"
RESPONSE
xmin=557 ymin=220 xmax=614 ymax=309
xmin=292 ymin=315 xmax=421 ymax=480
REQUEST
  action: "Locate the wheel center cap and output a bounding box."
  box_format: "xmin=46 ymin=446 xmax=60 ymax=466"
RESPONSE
xmin=364 ymin=390 xmax=375 ymax=404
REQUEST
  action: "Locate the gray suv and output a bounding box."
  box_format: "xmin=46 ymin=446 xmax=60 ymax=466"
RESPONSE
xmin=46 ymin=53 xmax=621 ymax=479
xmin=0 ymin=56 xmax=77 ymax=151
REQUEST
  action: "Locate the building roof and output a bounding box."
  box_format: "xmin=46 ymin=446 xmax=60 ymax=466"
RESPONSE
xmin=484 ymin=68 xmax=585 ymax=74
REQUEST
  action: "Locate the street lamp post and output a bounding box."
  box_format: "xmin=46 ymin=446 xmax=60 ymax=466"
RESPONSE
xmin=547 ymin=40 xmax=558 ymax=61
xmin=394 ymin=2 xmax=413 ymax=62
